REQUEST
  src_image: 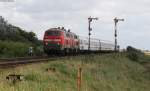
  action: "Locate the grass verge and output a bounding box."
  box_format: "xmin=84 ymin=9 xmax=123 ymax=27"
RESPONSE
xmin=0 ymin=53 xmax=150 ymax=91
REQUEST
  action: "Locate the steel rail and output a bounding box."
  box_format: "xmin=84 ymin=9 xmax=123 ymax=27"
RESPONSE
xmin=0 ymin=57 xmax=65 ymax=68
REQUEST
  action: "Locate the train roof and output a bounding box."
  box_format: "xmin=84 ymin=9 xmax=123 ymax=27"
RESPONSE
xmin=46 ymin=27 xmax=77 ymax=36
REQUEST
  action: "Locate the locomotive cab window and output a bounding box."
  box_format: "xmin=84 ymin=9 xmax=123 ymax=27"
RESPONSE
xmin=46 ymin=31 xmax=61 ymax=36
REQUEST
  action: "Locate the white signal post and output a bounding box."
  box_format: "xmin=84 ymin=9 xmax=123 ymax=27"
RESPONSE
xmin=114 ymin=17 xmax=124 ymax=52
xmin=88 ymin=16 xmax=98 ymax=51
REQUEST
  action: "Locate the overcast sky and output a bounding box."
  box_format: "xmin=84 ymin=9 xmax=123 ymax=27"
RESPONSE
xmin=0 ymin=0 xmax=150 ymax=50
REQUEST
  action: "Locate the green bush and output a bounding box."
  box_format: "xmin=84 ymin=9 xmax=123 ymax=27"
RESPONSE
xmin=0 ymin=40 xmax=31 ymax=57
xmin=34 ymin=45 xmax=44 ymax=56
xmin=127 ymin=51 xmax=139 ymax=61
xmin=0 ymin=40 xmax=45 ymax=57
xmin=126 ymin=46 xmax=144 ymax=62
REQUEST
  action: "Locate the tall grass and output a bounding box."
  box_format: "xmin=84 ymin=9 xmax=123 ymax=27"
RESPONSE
xmin=0 ymin=53 xmax=150 ymax=91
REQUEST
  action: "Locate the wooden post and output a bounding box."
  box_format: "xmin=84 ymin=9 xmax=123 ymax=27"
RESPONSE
xmin=77 ymin=67 xmax=82 ymax=91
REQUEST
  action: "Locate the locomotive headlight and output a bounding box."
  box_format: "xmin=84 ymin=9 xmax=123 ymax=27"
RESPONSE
xmin=57 ymin=42 xmax=60 ymax=45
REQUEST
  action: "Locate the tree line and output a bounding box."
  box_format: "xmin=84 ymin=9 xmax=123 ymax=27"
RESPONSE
xmin=0 ymin=16 xmax=41 ymax=45
xmin=0 ymin=16 xmax=43 ymax=57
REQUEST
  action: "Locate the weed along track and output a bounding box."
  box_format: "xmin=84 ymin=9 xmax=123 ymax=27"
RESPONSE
xmin=0 ymin=54 xmax=105 ymax=68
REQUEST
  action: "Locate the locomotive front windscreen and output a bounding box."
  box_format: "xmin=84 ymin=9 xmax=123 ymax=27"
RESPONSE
xmin=46 ymin=31 xmax=61 ymax=36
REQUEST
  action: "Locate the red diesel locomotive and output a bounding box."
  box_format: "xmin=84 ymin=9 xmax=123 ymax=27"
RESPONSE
xmin=43 ymin=27 xmax=79 ymax=55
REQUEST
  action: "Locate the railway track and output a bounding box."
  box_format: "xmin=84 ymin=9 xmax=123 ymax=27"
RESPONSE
xmin=0 ymin=53 xmax=104 ymax=68
xmin=0 ymin=56 xmax=48 ymax=61
xmin=0 ymin=56 xmax=63 ymax=68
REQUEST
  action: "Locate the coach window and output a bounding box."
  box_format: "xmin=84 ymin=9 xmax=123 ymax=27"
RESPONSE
xmin=68 ymin=34 xmax=70 ymax=38
xmin=68 ymin=33 xmax=70 ymax=38
xmin=74 ymin=35 xmax=77 ymax=39
xmin=70 ymin=34 xmax=71 ymax=38
xmin=71 ymin=34 xmax=73 ymax=38
xmin=80 ymin=40 xmax=82 ymax=43
xmin=66 ymin=33 xmax=69 ymax=38
xmin=63 ymin=32 xmax=66 ymax=37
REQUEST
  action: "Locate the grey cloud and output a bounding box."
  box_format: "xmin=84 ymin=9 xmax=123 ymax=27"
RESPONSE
xmin=15 ymin=0 xmax=99 ymax=13
xmin=0 ymin=0 xmax=150 ymax=50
